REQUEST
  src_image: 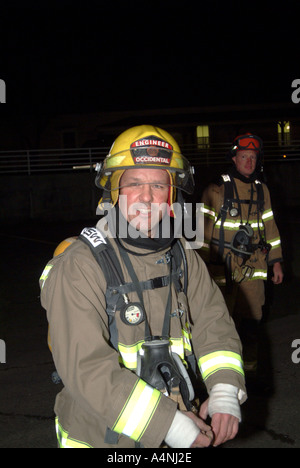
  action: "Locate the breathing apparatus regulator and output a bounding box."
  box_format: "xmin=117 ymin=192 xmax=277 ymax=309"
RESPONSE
xmin=136 ymin=338 xmax=195 ymax=408
xmin=230 ymin=223 xmax=254 ymax=262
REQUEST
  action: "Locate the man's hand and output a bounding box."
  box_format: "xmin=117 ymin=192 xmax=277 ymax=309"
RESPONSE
xmin=272 ymin=262 xmax=284 ymax=285
xmin=199 ymin=398 xmax=239 ymax=446
xmin=184 ymin=411 xmax=214 ymax=448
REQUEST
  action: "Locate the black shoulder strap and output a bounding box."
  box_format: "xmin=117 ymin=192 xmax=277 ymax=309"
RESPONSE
xmin=254 ymin=179 xmax=264 ymax=212
xmin=79 ymin=227 xmax=123 ymax=351
xmin=79 ymin=227 xmax=124 ymax=284
xmin=217 ymin=174 xmax=234 ymax=259
xmin=171 ymin=239 xmax=187 ymax=295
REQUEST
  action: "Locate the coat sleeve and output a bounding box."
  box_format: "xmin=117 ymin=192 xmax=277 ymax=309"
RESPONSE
xmin=262 ymin=184 xmax=283 ymax=265
xmin=39 ymin=242 xmax=177 ymax=448
xmin=184 ymin=245 xmax=247 ymax=402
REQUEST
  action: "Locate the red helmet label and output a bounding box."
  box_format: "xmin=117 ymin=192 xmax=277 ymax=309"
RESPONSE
xmin=131 ymin=138 xmax=173 ymax=150
xmin=130 ymin=136 xmax=173 ymax=165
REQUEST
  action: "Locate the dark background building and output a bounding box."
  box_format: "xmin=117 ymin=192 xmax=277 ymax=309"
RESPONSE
xmin=0 ymin=1 xmax=299 ymax=220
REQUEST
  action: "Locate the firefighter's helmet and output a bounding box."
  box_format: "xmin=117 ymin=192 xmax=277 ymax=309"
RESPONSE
xmin=95 ymin=125 xmax=195 ymax=209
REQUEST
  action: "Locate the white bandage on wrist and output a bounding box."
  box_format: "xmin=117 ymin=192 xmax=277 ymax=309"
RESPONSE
xmin=164 ymin=410 xmax=200 ymax=448
xmin=208 ymin=383 xmax=242 ymax=422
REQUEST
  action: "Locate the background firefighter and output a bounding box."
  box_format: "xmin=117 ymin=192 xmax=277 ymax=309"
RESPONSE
xmin=199 ymin=133 xmax=284 ymax=373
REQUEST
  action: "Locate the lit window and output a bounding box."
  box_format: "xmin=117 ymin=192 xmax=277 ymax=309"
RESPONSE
xmin=196 ymin=125 xmax=210 ymax=149
xmin=277 ymin=121 xmax=291 ymax=146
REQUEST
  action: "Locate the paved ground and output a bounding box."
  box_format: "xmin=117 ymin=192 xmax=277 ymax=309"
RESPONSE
xmin=0 ymin=215 xmax=299 ymax=448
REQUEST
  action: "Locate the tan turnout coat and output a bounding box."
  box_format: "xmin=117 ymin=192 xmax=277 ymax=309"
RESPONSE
xmin=40 ymin=221 xmax=246 ymax=448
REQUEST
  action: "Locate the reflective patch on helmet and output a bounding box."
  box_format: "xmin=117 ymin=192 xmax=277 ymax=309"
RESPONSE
xmin=130 ymin=136 xmax=173 ymax=166
xmin=133 ymin=155 xmax=171 ymax=165
xmin=106 ymin=155 xmax=126 ymax=168
xmin=131 ymin=137 xmax=173 ymax=151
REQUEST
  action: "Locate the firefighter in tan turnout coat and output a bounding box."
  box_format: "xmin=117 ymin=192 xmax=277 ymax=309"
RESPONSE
xmin=40 ymin=125 xmax=247 ymax=449
xmin=200 ymin=134 xmax=284 ymax=371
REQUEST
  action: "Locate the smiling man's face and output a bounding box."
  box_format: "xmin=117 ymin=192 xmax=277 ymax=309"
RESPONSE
xmin=118 ymin=168 xmax=170 ymax=237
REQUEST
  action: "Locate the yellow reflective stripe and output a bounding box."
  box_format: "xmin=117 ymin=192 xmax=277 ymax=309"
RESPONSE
xmin=118 ymin=341 xmax=144 ymax=370
xmin=269 ymin=236 xmax=281 ymax=248
xmin=55 ymin=418 xmax=92 ymax=448
xmin=262 ymin=209 xmax=274 ymax=221
xmin=112 ymin=379 xmax=161 ymax=441
xmin=170 ymin=337 xmax=185 ymax=358
xmin=250 ymin=270 xmax=268 ymax=280
xmin=199 ymin=351 xmax=244 ymax=380
xmin=215 ymin=220 xmax=264 ymax=231
xmin=40 ymin=264 xmax=53 ymax=288
xmin=250 ymin=222 xmax=265 ymax=229
xmin=201 ymin=204 xmax=217 ymax=221
xmin=201 ymin=241 xmax=210 ymax=251
xmin=181 ymin=328 xmax=192 ymax=353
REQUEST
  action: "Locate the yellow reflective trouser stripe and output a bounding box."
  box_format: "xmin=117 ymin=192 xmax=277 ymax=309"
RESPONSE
xmin=199 ymin=351 xmax=244 ymax=381
xmin=250 ymin=270 xmax=268 ymax=280
xmin=112 ymin=379 xmax=161 ymax=442
xmin=55 ymin=417 xmax=92 ymax=448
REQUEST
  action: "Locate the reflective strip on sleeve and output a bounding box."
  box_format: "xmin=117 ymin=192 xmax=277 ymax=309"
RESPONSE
xmin=39 ymin=264 xmax=53 ymax=289
xmin=112 ymin=379 xmax=161 ymax=442
xmin=200 ymin=204 xmax=217 ymax=222
xmin=269 ymin=236 xmax=281 ymax=248
xmin=198 ymin=351 xmax=244 ymax=381
xmin=262 ymin=209 xmax=274 ymax=221
xmin=55 ymin=418 xmax=92 ymax=448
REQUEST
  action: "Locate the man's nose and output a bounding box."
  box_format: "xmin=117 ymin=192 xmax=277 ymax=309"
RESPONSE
xmin=139 ymin=184 xmax=153 ymax=203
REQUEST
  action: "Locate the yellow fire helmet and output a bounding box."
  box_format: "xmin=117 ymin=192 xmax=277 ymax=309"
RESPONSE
xmin=95 ymin=125 xmax=195 ymax=211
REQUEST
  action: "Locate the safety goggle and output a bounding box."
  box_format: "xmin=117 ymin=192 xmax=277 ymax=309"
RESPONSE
xmin=233 ymin=135 xmax=262 ymax=152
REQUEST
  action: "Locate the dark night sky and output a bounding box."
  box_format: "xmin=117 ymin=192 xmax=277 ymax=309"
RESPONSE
xmin=0 ymin=0 xmax=299 ymax=116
